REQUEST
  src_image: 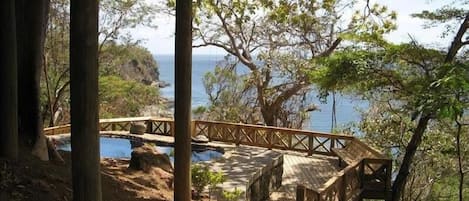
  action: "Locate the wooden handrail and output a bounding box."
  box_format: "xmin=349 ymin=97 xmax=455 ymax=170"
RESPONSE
xmin=193 ymin=120 xmax=355 ymax=139
xmin=43 ymin=117 xmax=392 ymax=201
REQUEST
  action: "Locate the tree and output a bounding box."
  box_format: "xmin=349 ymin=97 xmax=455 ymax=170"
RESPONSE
xmin=0 ymin=0 xmax=19 ymax=160
xmin=180 ymin=0 xmax=396 ymax=128
xmin=99 ymin=75 xmax=159 ymax=118
xmin=42 ymin=0 xmax=159 ymax=126
xmin=357 ymin=102 xmax=460 ymax=201
xmin=314 ymin=29 xmax=468 ymax=201
xmin=70 ymin=0 xmax=102 ymax=200
xmin=15 ymin=0 xmax=51 ymax=160
xmin=98 ymin=0 xmax=158 ymax=54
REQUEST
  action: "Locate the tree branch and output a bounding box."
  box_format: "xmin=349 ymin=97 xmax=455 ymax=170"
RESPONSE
xmin=318 ymin=38 xmax=342 ymax=57
xmin=445 ymin=13 xmax=469 ymax=63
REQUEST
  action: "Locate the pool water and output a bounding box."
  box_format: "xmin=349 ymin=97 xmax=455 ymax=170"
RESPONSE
xmin=56 ymin=137 xmax=223 ymax=162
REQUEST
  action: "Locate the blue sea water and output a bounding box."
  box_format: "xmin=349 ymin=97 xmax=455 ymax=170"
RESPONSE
xmin=154 ymin=54 xmax=367 ymax=132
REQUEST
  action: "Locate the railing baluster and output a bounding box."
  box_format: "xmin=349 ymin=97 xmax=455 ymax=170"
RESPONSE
xmin=296 ymin=185 xmax=305 ymax=201
xmin=44 ymin=117 xmax=391 ymax=201
xmin=339 ymin=176 xmax=346 ymax=201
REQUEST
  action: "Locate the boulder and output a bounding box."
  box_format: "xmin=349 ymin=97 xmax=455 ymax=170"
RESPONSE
xmin=129 ymin=122 xmax=146 ymax=135
xmin=129 ymin=144 xmax=173 ymax=173
xmin=192 ymin=135 xmax=209 ymax=143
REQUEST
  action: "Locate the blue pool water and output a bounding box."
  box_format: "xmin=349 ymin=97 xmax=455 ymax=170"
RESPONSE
xmin=56 ymin=137 xmax=223 ymax=162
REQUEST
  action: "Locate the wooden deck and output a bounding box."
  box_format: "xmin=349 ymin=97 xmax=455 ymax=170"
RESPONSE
xmin=271 ymin=153 xmax=340 ymax=201
xmin=45 ymin=117 xmax=392 ymax=201
xmin=50 ymin=131 xmax=343 ymax=200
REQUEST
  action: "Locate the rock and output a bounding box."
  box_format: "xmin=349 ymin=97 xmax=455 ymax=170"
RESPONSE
xmin=158 ymin=81 xmax=170 ymax=88
xmin=129 ymin=144 xmax=173 ymax=173
xmin=192 ymin=135 xmax=209 ymax=143
xmin=129 ymin=122 xmax=146 ymax=135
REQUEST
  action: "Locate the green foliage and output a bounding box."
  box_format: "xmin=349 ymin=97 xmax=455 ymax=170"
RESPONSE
xmin=191 ymin=164 xmax=225 ymax=199
xmin=430 ymin=173 xmax=469 ymax=200
xmin=42 ymin=0 xmax=160 ymax=126
xmin=166 ymin=0 xmax=397 ymax=128
xmin=202 ymin=58 xmax=257 ymax=124
xmin=208 ymin=170 xmax=226 ymax=188
xmin=99 ymin=76 xmax=159 ymax=118
xmin=410 ymin=1 xmax=468 ymax=38
xmin=191 ymin=164 xmax=211 ymax=197
xmin=318 ymin=40 xmax=469 ymax=200
xmin=99 ymin=0 xmax=158 ymax=44
xmin=99 ymin=42 xmax=160 ymax=81
xmin=222 ymin=188 xmax=244 ymax=201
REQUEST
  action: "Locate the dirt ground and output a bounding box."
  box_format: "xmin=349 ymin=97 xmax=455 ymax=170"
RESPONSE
xmin=0 ymin=150 xmax=207 ymax=201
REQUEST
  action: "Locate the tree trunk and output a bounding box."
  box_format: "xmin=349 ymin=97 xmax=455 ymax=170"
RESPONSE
xmin=261 ymin=107 xmax=277 ymax=127
xmin=16 ymin=0 xmax=50 ymax=160
xmin=0 ymin=0 xmax=19 ymax=160
xmin=391 ymin=114 xmax=431 ymax=201
xmin=70 ymin=0 xmax=102 ymax=200
xmin=174 ymin=0 xmax=193 ymax=200
xmin=455 ymin=119 xmax=464 ymax=201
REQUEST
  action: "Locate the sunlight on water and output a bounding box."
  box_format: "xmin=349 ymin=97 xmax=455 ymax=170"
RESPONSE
xmin=56 ymin=136 xmax=223 ymax=162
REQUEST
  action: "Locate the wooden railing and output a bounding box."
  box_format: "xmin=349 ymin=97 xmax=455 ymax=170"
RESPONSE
xmin=296 ymin=142 xmax=392 ymax=201
xmin=45 ymin=117 xmax=355 ymax=156
xmin=296 ymin=158 xmax=392 ymax=201
xmin=44 ymin=117 xmax=392 ymax=200
xmin=192 ymin=120 xmax=354 ymax=156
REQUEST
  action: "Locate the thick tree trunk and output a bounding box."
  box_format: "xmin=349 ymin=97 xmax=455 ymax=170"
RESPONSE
xmin=16 ymin=0 xmax=50 ymax=160
xmin=70 ymin=0 xmax=102 ymax=200
xmin=0 ymin=0 xmax=19 ymax=160
xmin=391 ymin=114 xmax=431 ymax=201
xmin=174 ymin=0 xmax=193 ymax=200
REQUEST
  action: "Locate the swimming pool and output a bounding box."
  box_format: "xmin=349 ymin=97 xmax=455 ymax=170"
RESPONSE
xmin=55 ymin=136 xmax=223 ymax=162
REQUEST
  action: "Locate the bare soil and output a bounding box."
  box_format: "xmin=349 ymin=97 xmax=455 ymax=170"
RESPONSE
xmin=0 ymin=150 xmax=207 ymax=201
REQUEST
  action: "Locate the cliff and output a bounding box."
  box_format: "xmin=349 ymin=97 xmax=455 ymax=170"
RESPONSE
xmin=99 ymin=43 xmax=160 ymax=86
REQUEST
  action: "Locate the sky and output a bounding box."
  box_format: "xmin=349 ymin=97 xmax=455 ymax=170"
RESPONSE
xmin=132 ymin=0 xmax=453 ymax=55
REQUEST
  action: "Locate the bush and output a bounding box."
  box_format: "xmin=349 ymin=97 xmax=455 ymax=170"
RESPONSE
xmin=99 ymin=75 xmax=158 ymax=118
xmin=191 ymin=164 xmax=225 ymax=200
xmin=222 ymin=188 xmax=244 ymax=201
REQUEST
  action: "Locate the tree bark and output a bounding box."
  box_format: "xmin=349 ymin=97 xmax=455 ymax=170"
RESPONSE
xmin=455 ymin=119 xmax=464 ymax=201
xmin=444 ymin=13 xmax=469 ymax=63
xmin=16 ymin=0 xmax=51 ymax=160
xmin=0 ymin=0 xmax=18 ymax=160
xmin=174 ymin=0 xmax=193 ymax=200
xmin=70 ymin=0 xmax=102 ymax=200
xmin=391 ymin=114 xmax=431 ymax=201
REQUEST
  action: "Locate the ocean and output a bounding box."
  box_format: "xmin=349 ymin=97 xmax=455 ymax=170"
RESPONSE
xmin=154 ymin=54 xmax=367 ymax=132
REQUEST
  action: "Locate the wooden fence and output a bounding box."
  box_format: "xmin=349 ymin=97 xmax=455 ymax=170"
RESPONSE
xmin=44 ymin=117 xmax=392 ymax=200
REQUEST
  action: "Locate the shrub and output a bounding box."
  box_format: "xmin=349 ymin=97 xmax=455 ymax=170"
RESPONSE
xmin=191 ymin=164 xmax=225 ymax=200
xmin=222 ymin=188 xmax=244 ymax=201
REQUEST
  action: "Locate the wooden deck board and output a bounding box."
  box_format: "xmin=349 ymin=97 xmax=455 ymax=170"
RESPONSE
xmin=270 ymin=152 xmax=341 ymax=201
xmin=50 ymin=131 xmax=343 ymax=201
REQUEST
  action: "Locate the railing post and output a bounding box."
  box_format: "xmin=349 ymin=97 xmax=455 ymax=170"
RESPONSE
xmin=267 ymin=129 xmax=273 ymax=150
xmin=170 ymin=121 xmax=175 ymax=136
xmin=296 ymin=185 xmax=305 ymax=201
xmin=359 ymin=159 xmax=365 ymax=189
xmin=339 ymin=175 xmax=346 ymax=201
xmin=235 ymin=125 xmax=240 ymax=146
xmin=190 ymin=120 xmax=196 ymax=137
xmin=386 ymin=159 xmax=392 ymax=191
xmin=308 ymin=136 xmax=314 ymax=156
xmin=145 ymin=120 xmax=153 ymax=134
